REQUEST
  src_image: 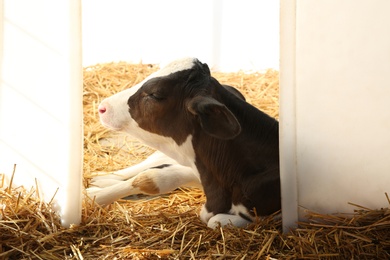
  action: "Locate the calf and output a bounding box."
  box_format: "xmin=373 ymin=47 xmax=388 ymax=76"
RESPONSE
xmin=87 ymin=57 xmax=280 ymax=228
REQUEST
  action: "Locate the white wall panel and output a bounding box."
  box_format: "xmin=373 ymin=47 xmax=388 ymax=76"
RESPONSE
xmin=280 ymin=0 xmax=390 ymax=231
xmin=0 ymin=0 xmax=83 ymax=227
xmin=82 ymin=0 xmax=280 ymax=71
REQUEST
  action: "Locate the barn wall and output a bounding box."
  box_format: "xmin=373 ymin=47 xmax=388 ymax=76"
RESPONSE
xmin=0 ymin=0 xmax=83 ymax=227
xmin=280 ymin=0 xmax=390 ymax=231
xmin=81 ymin=0 xmax=280 ymax=71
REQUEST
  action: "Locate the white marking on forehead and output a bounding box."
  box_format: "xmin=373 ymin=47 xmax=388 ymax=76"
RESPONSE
xmin=156 ymin=57 xmax=197 ymax=77
xmin=127 ymin=57 xmax=197 ymax=97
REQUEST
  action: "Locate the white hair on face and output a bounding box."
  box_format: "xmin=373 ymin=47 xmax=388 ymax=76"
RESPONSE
xmin=156 ymin=57 xmax=198 ymax=78
xmin=98 ymin=57 xmax=198 ymax=131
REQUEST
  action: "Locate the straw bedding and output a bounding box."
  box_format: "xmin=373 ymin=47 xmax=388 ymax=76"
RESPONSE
xmin=1 ymin=62 xmax=389 ymax=259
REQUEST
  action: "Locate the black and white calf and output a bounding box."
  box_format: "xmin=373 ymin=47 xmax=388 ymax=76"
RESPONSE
xmin=87 ymin=57 xmax=280 ymax=228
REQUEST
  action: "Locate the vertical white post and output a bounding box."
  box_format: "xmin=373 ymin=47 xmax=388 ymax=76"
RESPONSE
xmin=279 ymin=0 xmax=298 ymax=232
xmin=62 ymin=0 xmax=83 ymax=227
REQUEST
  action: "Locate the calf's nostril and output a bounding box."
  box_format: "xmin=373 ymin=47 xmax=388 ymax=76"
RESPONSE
xmin=98 ymin=105 xmax=107 ymax=114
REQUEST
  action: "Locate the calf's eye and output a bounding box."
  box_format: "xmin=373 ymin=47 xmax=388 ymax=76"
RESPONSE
xmin=148 ymin=93 xmax=165 ymax=101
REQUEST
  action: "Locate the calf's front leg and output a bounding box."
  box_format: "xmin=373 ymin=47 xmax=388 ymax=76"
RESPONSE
xmin=89 ymin=151 xmax=179 ymax=187
xmin=87 ymin=163 xmax=201 ymax=206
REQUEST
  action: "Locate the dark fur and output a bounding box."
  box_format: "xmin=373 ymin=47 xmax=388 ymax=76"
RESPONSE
xmin=128 ymin=59 xmax=280 ymax=218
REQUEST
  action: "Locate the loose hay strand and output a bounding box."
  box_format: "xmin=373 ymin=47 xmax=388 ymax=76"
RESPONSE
xmin=0 ymin=61 xmax=389 ymax=259
xmin=6 ymin=164 xmax=17 ymax=194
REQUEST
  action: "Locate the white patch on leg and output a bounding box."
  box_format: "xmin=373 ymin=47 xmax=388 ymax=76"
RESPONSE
xmin=90 ymin=177 xmax=123 ymax=188
xmin=87 ymin=180 xmax=134 ymax=206
xmin=229 ymin=203 xmax=254 ymax=221
xmin=89 ymin=151 xmax=185 ymax=188
xmin=200 ymin=203 xmax=254 ymax=229
xmin=131 ymin=166 xmax=201 ymax=194
xmin=207 ymin=214 xmax=252 ymax=229
xmin=87 ymin=161 xmax=201 ymax=206
xmin=200 ymin=205 xmax=214 ymax=224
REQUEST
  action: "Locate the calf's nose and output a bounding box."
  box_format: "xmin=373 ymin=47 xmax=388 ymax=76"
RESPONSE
xmin=98 ymin=104 xmax=107 ymax=114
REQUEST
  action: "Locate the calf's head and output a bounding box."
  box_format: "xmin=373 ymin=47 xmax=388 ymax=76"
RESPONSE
xmin=98 ymin=58 xmax=241 ymax=160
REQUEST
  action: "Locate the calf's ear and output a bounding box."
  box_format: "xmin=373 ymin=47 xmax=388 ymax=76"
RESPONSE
xmin=187 ymin=96 xmax=241 ymax=140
